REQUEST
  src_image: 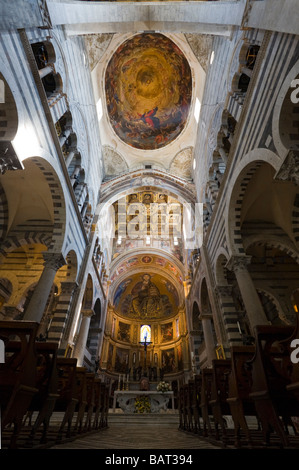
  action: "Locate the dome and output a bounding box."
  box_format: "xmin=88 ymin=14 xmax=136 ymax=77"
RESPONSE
xmin=105 ymin=32 xmax=192 ymax=150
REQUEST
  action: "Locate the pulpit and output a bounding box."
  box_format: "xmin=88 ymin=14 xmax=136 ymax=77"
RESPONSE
xmin=113 ymin=390 xmax=174 ymax=413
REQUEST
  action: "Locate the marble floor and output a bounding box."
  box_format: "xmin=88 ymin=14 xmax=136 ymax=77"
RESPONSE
xmin=51 ymin=424 xmax=222 ymax=450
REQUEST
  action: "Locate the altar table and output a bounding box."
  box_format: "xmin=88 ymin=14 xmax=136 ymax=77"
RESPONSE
xmin=113 ymin=390 xmax=174 ymax=413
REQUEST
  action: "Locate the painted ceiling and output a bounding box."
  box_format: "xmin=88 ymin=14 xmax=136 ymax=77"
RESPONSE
xmin=110 ymin=253 xmax=183 ymax=284
xmin=105 ymin=32 xmax=192 ymax=150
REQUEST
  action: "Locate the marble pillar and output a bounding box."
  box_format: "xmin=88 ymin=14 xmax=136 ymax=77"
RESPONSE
xmin=73 ymin=308 xmax=94 ymax=366
xmin=200 ymin=312 xmax=217 ymax=365
xmin=23 ymin=252 xmax=66 ymax=323
xmin=227 ymin=255 xmax=268 ymax=331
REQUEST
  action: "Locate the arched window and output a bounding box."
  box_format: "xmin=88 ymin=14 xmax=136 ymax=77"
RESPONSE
xmin=140 ymin=324 xmax=151 ymax=343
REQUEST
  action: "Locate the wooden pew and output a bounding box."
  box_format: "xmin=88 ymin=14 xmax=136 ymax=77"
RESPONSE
xmin=178 ymin=386 xmax=184 ymax=430
xmin=209 ymin=359 xmax=231 ymax=445
xmin=181 ymin=384 xmax=189 ymax=431
xmin=192 ymin=374 xmax=202 ymax=434
xmin=102 ymin=384 xmax=109 ymax=428
xmin=0 ymin=321 xmax=39 ymax=448
xmin=54 ymin=357 xmax=79 ymax=442
xmin=185 ymin=382 xmax=194 ymax=431
xmin=73 ymin=367 xmax=88 ymax=434
xmin=200 ymin=368 xmax=213 ymax=437
xmin=84 ymin=372 xmax=95 ymax=431
xmin=24 ymin=341 xmax=60 ymax=446
xmin=248 ymin=325 xmax=296 ymax=447
xmin=226 ymin=345 xmax=258 ymax=447
xmin=93 ymin=379 xmax=103 ymax=430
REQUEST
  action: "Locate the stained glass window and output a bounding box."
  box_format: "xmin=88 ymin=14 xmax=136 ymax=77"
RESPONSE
xmin=140 ymin=324 xmax=151 ymax=343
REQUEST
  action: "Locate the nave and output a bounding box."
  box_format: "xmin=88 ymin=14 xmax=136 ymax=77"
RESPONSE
xmin=51 ymin=418 xmax=221 ymax=450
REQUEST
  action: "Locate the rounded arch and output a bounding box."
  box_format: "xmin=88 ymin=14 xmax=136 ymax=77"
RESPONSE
xmin=225 ymin=149 xmax=282 ymax=256
xmin=214 ymin=249 xmax=230 ymax=286
xmin=199 ymin=277 xmax=212 ymax=314
xmin=192 ymin=300 xmax=201 ymax=331
xmin=42 ymin=72 xmax=63 ymax=98
xmin=0 ymin=72 xmax=18 ymax=142
xmin=243 ymin=232 xmax=299 ymax=264
xmin=58 ymin=249 xmax=78 ymax=283
xmin=5 ymin=156 xmax=66 ymax=252
xmin=272 ymin=60 xmax=299 ymax=158
xmin=256 ymin=287 xmax=293 ymax=326
xmin=31 ymin=41 xmax=56 ymax=69
xmin=82 ymin=274 xmax=94 ymax=310
xmin=99 ymin=169 xmax=196 ymax=208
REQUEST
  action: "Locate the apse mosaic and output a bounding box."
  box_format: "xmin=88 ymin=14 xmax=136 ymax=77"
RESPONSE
xmin=105 ymin=33 xmax=192 ymax=150
xmin=113 ymin=273 xmax=179 ymax=320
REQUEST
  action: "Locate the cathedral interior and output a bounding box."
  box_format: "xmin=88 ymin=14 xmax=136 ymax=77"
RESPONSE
xmin=0 ymin=0 xmax=299 ymax=451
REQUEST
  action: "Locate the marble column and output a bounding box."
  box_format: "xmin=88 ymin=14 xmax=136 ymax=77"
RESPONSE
xmin=216 ymin=285 xmax=243 ymax=346
xmin=48 ymin=281 xmax=78 ymax=352
xmin=227 ymin=255 xmax=268 ymax=331
xmin=200 ymin=311 xmax=217 ymax=365
xmin=38 ymin=65 xmax=54 ymax=79
xmin=65 ymin=149 xmax=76 ymax=167
xmin=59 ymin=127 xmax=72 ymax=147
xmin=23 ymin=252 xmax=66 ymax=323
xmin=70 ymin=165 xmax=81 ymax=186
xmin=73 ymin=308 xmax=94 ymax=366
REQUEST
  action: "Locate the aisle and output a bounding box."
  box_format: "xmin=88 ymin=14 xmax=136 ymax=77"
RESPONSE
xmin=51 ymin=423 xmax=222 ymax=450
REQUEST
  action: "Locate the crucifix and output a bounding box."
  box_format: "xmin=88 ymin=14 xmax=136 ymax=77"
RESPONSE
xmin=139 ymin=332 xmax=152 ymax=376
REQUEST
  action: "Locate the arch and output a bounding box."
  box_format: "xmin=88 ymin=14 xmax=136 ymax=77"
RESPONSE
xmin=192 ymin=300 xmax=201 ymax=331
xmin=225 ymin=149 xmax=282 ymax=256
xmin=0 ymin=72 xmax=18 ymax=142
xmin=243 ymin=230 xmax=299 ymax=264
xmin=256 ymin=287 xmax=293 ymax=326
xmin=82 ymin=274 xmax=94 ymax=310
xmin=99 ymin=169 xmax=196 ymax=207
xmin=42 ymin=72 xmax=63 ymax=99
xmin=272 ymin=60 xmax=299 ymax=158
xmin=31 ymin=41 xmax=56 ymax=70
xmin=215 ymin=249 xmax=230 ymax=286
xmin=86 ymin=297 xmax=102 ymax=360
xmin=199 ymin=277 xmax=212 ymax=314
xmin=57 ymin=249 xmax=78 ymax=283
xmin=0 ymin=156 xmax=66 ymax=254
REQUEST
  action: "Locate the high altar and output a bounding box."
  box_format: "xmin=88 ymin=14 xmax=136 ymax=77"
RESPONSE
xmin=113 ymin=390 xmax=174 ymax=413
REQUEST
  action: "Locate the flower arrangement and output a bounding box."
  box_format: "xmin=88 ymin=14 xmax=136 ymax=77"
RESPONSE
xmin=134 ymin=395 xmax=151 ymax=413
xmin=157 ymin=381 xmax=171 ymax=393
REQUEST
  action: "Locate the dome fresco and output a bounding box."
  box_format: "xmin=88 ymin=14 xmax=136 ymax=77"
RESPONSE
xmin=105 ymin=33 xmax=192 ymax=150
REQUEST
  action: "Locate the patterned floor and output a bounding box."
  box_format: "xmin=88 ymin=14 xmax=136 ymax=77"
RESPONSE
xmin=51 ymin=424 xmax=222 ymax=450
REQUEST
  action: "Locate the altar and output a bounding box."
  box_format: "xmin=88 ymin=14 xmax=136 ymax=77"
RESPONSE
xmin=113 ymin=390 xmax=174 ymax=414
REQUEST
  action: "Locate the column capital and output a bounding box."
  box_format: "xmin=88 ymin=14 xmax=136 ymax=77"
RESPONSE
xmin=226 ymin=255 xmax=252 ymax=273
xmin=81 ymin=308 xmax=94 ymax=318
xmin=199 ymin=310 xmax=213 ymax=321
xmin=216 ymin=285 xmax=233 ymax=298
xmin=42 ymin=252 xmax=66 ymax=271
xmin=3 ymin=304 xmax=23 ymax=320
xmin=275 ymin=150 xmax=299 ymax=186
xmin=60 ymin=281 xmax=78 ymax=295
